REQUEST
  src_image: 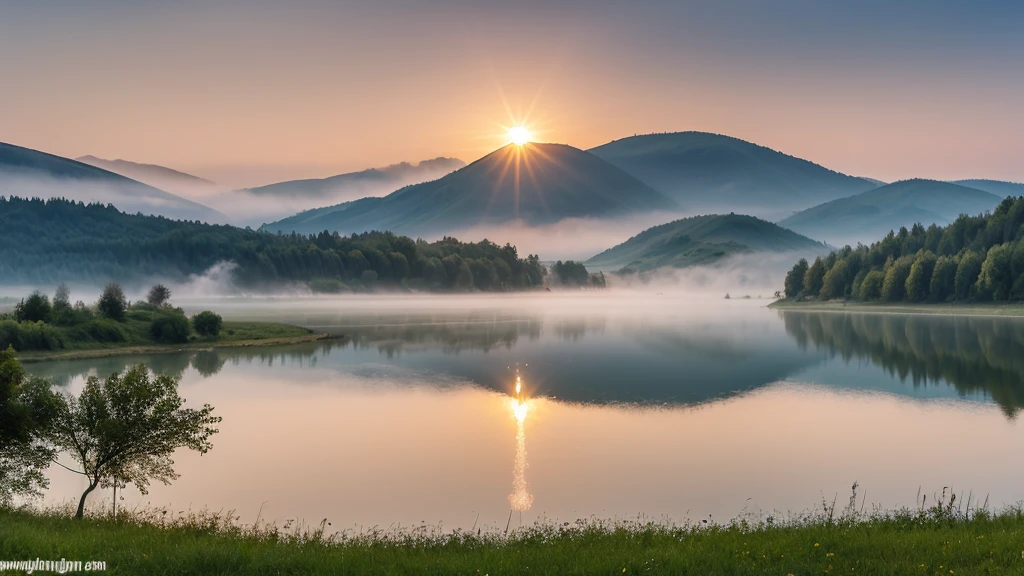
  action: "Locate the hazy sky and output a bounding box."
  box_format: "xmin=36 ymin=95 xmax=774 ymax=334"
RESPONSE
xmin=1 ymin=0 xmax=1022 ymax=187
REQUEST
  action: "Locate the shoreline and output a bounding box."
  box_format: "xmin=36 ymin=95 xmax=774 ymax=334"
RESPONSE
xmin=768 ymin=299 xmax=1024 ymax=317
xmin=15 ymin=330 xmax=337 ymax=363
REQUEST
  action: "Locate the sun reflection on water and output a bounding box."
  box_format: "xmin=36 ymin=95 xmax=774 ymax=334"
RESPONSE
xmin=508 ymin=370 xmax=534 ymax=512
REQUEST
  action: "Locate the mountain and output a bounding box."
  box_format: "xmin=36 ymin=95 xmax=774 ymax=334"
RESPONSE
xmin=244 ymin=157 xmax=465 ymax=199
xmin=263 ymin=143 xmax=678 ymax=237
xmin=588 ymin=132 xmax=875 ymax=218
xmin=0 ymin=142 xmax=225 ymax=223
xmin=585 ymin=213 xmax=824 ymax=272
xmin=953 ymin=179 xmax=1024 ymax=197
xmin=75 ymin=155 xmax=218 ymax=198
xmin=777 ymin=179 xmax=1003 ymax=246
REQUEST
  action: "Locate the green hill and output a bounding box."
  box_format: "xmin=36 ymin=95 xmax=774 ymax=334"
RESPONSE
xmin=778 ymin=179 xmax=1002 ymax=246
xmin=953 ymin=179 xmax=1024 ymax=197
xmin=585 ymin=213 xmax=825 ymax=272
xmin=0 ymin=142 xmax=225 ymax=223
xmin=262 ymin=143 xmax=678 ymax=236
xmin=588 ymin=132 xmax=874 ymax=217
xmin=0 ymin=197 xmax=545 ymax=292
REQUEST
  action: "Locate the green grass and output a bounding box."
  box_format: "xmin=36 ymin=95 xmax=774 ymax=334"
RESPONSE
xmin=769 ymin=299 xmax=1024 ymax=317
xmin=2 ymin=504 xmax=1023 ymax=575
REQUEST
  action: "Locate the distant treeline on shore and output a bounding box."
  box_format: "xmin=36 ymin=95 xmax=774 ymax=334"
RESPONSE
xmin=0 ymin=197 xmax=554 ymax=292
xmin=784 ymin=195 xmax=1024 ymax=303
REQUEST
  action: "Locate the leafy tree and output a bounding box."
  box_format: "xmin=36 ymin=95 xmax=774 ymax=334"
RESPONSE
xmin=149 ymin=311 xmax=191 ymax=344
xmin=955 ymin=251 xmax=983 ymax=300
xmin=46 ymin=364 xmax=221 ymax=519
xmin=53 ymin=283 xmax=71 ymax=312
xmin=192 ymin=311 xmax=223 ymax=338
xmin=929 ymin=256 xmax=958 ymax=302
xmin=905 ymin=251 xmax=937 ymax=302
xmin=784 ymin=258 xmax=809 ymax=299
xmin=0 ymin=347 xmax=58 ymax=505
xmin=803 ymin=257 xmax=826 ymax=297
xmin=97 ymin=283 xmax=128 ymax=321
xmin=819 ymin=260 xmax=850 ymax=300
xmin=147 ymin=284 xmax=172 ymax=307
xmin=551 ymin=261 xmax=592 ymax=287
xmin=881 ymin=257 xmax=913 ymax=302
xmin=14 ymin=291 xmax=52 ymax=323
xmin=858 ymin=270 xmax=885 ymax=301
xmin=977 ymin=243 xmax=1014 ymax=301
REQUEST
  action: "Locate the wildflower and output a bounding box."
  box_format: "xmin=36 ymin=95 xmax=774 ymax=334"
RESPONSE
xmin=826 ymin=552 xmax=834 ymax=557
xmin=622 ymin=569 xmax=626 ymax=573
xmin=814 ymin=543 xmax=820 ymax=547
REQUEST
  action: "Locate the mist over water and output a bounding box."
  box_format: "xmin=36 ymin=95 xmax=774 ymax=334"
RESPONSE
xmin=27 ymin=294 xmax=1024 ymax=531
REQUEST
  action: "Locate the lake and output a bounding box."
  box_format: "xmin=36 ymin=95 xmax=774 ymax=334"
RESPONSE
xmin=28 ymin=293 xmax=1024 ymax=532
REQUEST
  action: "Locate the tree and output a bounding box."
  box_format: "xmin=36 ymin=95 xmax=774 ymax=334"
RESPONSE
xmin=977 ymin=243 xmax=1014 ymax=301
xmin=192 ymin=311 xmax=223 ymax=338
xmin=803 ymin=257 xmax=826 ymax=297
xmin=53 ymin=283 xmax=71 ymax=312
xmin=97 ymin=283 xmax=128 ymax=321
xmin=784 ymin=259 xmax=809 ymax=299
xmin=881 ymin=257 xmax=913 ymax=302
xmin=857 ymin=270 xmax=885 ymax=300
xmin=0 ymin=347 xmax=57 ymax=505
xmin=14 ymin=291 xmax=52 ymax=323
xmin=954 ymin=250 xmax=984 ymax=300
xmin=150 ymin=311 xmax=191 ymax=344
xmin=147 ymin=284 xmax=172 ymax=307
xmin=905 ymin=251 xmax=937 ymax=303
xmin=47 ymin=364 xmax=221 ymax=519
xmin=819 ymin=260 xmax=850 ymax=300
xmin=930 ymin=256 xmax=958 ymax=302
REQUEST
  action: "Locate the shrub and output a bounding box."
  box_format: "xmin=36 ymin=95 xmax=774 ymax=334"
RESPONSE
xmin=149 ymin=311 xmax=191 ymax=344
xmin=192 ymin=311 xmax=223 ymax=338
xmin=97 ymin=283 xmax=128 ymax=321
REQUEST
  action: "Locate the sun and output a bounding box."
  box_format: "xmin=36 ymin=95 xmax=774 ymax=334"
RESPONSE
xmin=507 ymin=126 xmax=532 ymax=146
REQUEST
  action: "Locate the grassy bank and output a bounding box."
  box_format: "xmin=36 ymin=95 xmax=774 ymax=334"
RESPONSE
xmin=13 ymin=321 xmax=329 ymax=363
xmin=769 ymin=299 xmax=1024 ymax=317
xmin=2 ymin=506 xmax=1023 ymax=575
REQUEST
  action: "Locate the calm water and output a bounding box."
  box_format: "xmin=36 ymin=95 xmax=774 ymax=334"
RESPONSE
xmin=28 ymin=294 xmax=1024 ymax=531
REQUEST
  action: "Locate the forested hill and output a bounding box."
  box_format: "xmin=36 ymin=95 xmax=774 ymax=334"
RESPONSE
xmin=783 ymin=195 xmax=1024 ymax=303
xmin=0 ymin=197 xmax=545 ymax=291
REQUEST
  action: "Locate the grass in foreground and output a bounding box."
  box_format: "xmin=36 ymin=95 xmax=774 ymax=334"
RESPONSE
xmin=3 ymin=502 xmax=1024 ymax=576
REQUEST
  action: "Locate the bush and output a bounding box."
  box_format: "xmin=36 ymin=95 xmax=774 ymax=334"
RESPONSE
xmin=97 ymin=283 xmax=127 ymax=321
xmin=0 ymin=320 xmax=63 ymax=351
xmin=147 ymin=284 xmax=171 ymax=307
xmin=14 ymin=292 xmax=52 ymax=323
xmin=192 ymin=311 xmax=223 ymax=338
xmin=149 ymin=311 xmax=191 ymax=344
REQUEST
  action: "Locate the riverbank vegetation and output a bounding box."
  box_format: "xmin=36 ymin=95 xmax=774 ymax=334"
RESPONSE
xmin=0 ymin=197 xmax=546 ymax=292
xmin=0 ymin=283 xmax=310 ymax=353
xmin=2 ymin=496 xmax=1023 ymax=576
xmin=783 ymin=195 xmax=1024 ymax=304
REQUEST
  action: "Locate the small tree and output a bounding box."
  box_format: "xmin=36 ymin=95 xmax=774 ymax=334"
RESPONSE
xmin=47 ymin=364 xmax=221 ymax=519
xmin=97 ymin=283 xmax=128 ymax=321
xmin=14 ymin=291 xmax=52 ymax=323
xmin=0 ymin=347 xmax=58 ymax=505
xmin=192 ymin=311 xmax=223 ymax=338
xmin=784 ymin=258 xmax=809 ymax=299
xmin=147 ymin=284 xmax=172 ymax=307
xmin=53 ymin=283 xmax=72 ymax=312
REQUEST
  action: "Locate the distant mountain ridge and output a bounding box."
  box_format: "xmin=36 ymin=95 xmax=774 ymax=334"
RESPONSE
xmin=0 ymin=142 xmax=226 ymax=223
xmin=585 ymin=213 xmax=824 ymax=272
xmin=263 ymin=143 xmax=678 ymax=237
xmin=243 ymin=157 xmax=465 ymax=198
xmin=952 ymin=179 xmax=1024 ymax=197
xmin=778 ymin=179 xmax=1003 ymax=246
xmin=588 ymin=132 xmax=875 ymax=218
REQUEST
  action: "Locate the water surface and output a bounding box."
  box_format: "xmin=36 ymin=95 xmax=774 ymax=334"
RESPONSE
xmin=31 ymin=294 xmax=1024 ymax=531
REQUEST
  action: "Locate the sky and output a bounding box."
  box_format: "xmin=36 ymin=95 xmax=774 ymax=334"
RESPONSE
xmin=1 ymin=0 xmax=1022 ymax=188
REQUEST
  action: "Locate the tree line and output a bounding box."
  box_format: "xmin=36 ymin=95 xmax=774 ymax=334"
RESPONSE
xmin=0 ymin=197 xmax=546 ymax=291
xmin=784 ymin=196 xmax=1024 ymax=303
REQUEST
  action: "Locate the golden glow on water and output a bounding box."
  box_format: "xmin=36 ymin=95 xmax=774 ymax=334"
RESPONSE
xmin=508 ymin=369 xmax=534 ymax=512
